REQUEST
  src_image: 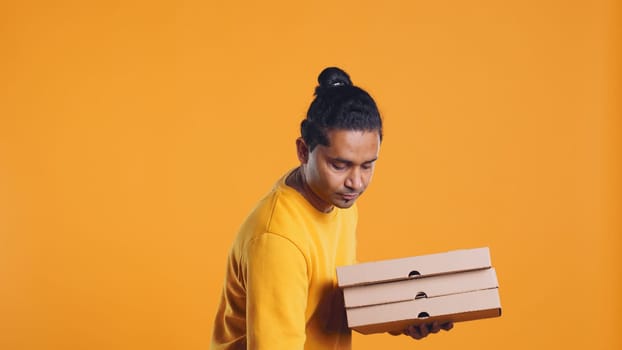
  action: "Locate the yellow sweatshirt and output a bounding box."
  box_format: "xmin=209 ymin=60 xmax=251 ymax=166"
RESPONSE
xmin=211 ymin=171 xmax=358 ymax=350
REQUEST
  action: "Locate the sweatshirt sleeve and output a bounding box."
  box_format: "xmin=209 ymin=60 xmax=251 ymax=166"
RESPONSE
xmin=245 ymin=233 xmax=309 ymax=350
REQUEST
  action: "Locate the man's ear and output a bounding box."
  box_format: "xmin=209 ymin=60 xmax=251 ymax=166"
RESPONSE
xmin=296 ymin=138 xmax=309 ymax=164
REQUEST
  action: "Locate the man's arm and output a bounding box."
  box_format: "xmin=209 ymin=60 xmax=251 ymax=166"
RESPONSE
xmin=246 ymin=233 xmax=308 ymax=349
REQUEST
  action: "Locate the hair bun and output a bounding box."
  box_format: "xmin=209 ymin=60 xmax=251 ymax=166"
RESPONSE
xmin=317 ymin=67 xmax=352 ymax=89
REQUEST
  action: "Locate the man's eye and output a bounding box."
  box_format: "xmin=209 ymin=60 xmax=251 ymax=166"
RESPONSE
xmin=332 ymin=163 xmax=346 ymax=170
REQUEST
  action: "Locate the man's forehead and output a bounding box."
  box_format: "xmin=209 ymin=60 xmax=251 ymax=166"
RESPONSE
xmin=319 ymin=129 xmax=380 ymax=160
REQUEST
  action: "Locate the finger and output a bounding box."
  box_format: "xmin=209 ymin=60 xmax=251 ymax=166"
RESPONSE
xmin=406 ymin=325 xmax=423 ymax=340
xmin=429 ymin=321 xmax=441 ymax=334
xmin=418 ymin=324 xmax=430 ymax=338
xmin=440 ymin=321 xmax=454 ymax=331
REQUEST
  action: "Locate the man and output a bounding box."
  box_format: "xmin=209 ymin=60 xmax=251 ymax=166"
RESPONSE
xmin=211 ymin=67 xmax=451 ymax=349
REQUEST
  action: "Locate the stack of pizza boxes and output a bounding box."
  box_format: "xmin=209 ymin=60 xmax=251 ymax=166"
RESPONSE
xmin=336 ymin=247 xmax=501 ymax=334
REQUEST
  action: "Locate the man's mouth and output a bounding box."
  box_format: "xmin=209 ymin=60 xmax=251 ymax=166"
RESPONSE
xmin=340 ymin=193 xmax=359 ymax=201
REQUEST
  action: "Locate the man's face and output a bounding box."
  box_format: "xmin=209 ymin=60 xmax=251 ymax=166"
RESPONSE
xmin=302 ymin=129 xmax=380 ymax=211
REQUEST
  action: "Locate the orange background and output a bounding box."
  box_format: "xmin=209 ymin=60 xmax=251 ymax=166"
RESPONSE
xmin=1 ymin=1 xmax=620 ymax=349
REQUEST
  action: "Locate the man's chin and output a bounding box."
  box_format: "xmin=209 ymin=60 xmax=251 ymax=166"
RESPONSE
xmin=333 ymin=199 xmax=357 ymax=209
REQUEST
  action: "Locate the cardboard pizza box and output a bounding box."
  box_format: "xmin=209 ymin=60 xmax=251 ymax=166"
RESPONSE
xmin=346 ymin=288 xmax=502 ymax=335
xmin=337 ymin=247 xmax=491 ymax=288
xmin=343 ymin=267 xmax=498 ymax=308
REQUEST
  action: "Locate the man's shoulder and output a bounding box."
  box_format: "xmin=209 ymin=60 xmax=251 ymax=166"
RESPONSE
xmin=234 ymin=175 xmax=300 ymax=232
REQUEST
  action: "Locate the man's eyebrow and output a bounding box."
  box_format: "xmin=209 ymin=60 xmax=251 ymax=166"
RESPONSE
xmin=330 ymin=157 xmax=378 ymax=164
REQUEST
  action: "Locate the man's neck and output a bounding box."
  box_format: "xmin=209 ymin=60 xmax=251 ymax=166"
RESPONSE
xmin=285 ymin=167 xmax=333 ymax=213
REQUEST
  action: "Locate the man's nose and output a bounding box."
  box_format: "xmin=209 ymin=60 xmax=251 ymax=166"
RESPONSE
xmin=345 ymin=168 xmax=364 ymax=191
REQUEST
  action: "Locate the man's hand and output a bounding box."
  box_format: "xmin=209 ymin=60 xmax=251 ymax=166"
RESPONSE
xmin=389 ymin=321 xmax=454 ymax=340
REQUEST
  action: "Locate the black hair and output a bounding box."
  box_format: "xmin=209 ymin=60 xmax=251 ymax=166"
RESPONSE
xmin=300 ymin=67 xmax=383 ymax=151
